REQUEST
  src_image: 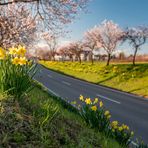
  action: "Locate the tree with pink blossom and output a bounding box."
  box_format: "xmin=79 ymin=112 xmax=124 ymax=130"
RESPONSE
xmin=0 ymin=5 xmax=36 ymax=48
xmin=87 ymin=20 xmax=124 ymax=66
xmin=0 ymin=0 xmax=88 ymax=31
xmin=58 ymin=45 xmax=74 ymax=61
xmin=42 ymin=33 xmax=58 ymax=61
xmin=67 ymin=41 xmax=84 ymax=63
xmin=84 ymin=28 xmax=100 ymax=64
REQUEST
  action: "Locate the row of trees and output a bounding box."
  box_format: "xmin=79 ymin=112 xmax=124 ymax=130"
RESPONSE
xmin=0 ymin=1 xmax=148 ymax=66
xmin=58 ymin=20 xmax=148 ymax=65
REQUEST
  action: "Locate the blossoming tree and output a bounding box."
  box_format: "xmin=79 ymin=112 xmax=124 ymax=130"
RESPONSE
xmin=87 ymin=20 xmax=124 ymax=66
xmin=67 ymin=41 xmax=84 ymax=63
xmin=0 ymin=0 xmax=88 ymax=30
xmin=58 ymin=45 xmax=74 ymax=61
xmin=42 ymin=33 xmax=58 ymax=61
xmin=84 ymin=28 xmax=101 ymax=64
xmin=124 ymin=27 xmax=148 ymax=65
xmin=0 ymin=5 xmax=36 ymax=48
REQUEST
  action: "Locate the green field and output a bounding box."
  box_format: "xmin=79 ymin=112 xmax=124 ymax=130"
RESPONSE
xmin=0 ymin=83 xmax=121 ymax=147
xmin=40 ymin=61 xmax=148 ymax=98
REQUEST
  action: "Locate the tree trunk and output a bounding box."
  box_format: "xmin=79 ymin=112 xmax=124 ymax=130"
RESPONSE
xmin=78 ymin=56 xmax=81 ymax=64
xmin=106 ymin=53 xmax=111 ymax=66
xmin=52 ymin=56 xmax=55 ymax=61
xmin=70 ymin=55 xmax=73 ymax=62
xmin=133 ymin=47 xmax=138 ymax=66
xmin=91 ymin=52 xmax=94 ymax=65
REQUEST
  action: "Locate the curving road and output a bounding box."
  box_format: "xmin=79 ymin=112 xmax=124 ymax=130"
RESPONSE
xmin=34 ymin=65 xmax=148 ymax=144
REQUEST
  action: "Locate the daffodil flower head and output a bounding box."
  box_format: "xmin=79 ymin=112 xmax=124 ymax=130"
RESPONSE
xmin=99 ymin=101 xmax=103 ymax=108
xmin=122 ymin=124 xmax=129 ymax=130
xmin=8 ymin=47 xmax=17 ymax=55
xmin=94 ymin=98 xmax=98 ymax=104
xmin=107 ymin=115 xmax=111 ymax=119
xmin=19 ymin=57 xmax=27 ymax=65
xmin=12 ymin=57 xmax=20 ymax=65
xmin=111 ymin=121 xmax=118 ymax=128
xmin=91 ymin=105 xmax=97 ymax=111
xmin=118 ymin=126 xmax=123 ymax=131
xmin=104 ymin=110 xmax=110 ymax=116
xmin=79 ymin=95 xmax=84 ymax=101
xmin=17 ymin=45 xmax=26 ymax=56
xmin=0 ymin=47 xmax=6 ymax=60
xmin=131 ymin=131 xmax=134 ymax=136
xmin=85 ymin=98 xmax=92 ymax=105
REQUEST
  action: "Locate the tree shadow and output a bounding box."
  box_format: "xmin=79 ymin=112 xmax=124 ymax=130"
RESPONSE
xmin=96 ymin=74 xmax=118 ymax=84
xmin=128 ymin=86 xmax=148 ymax=95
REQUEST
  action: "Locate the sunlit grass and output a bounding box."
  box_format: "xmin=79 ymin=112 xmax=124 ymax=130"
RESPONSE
xmin=40 ymin=61 xmax=148 ymax=97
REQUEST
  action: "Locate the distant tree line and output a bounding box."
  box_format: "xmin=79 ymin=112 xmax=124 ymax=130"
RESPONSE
xmin=0 ymin=1 xmax=148 ymax=66
xmin=56 ymin=20 xmax=148 ymax=66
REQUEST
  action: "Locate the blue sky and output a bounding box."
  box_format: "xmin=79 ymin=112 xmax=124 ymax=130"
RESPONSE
xmin=61 ymin=0 xmax=148 ymax=55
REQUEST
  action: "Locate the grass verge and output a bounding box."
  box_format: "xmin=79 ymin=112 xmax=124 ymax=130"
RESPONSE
xmin=0 ymin=82 xmax=121 ymax=148
xmin=40 ymin=61 xmax=148 ymax=98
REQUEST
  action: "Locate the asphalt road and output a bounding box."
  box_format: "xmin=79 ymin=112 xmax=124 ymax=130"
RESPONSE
xmin=34 ymin=65 xmax=148 ymax=144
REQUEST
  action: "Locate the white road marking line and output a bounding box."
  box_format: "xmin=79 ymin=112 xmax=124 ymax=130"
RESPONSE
xmin=131 ymin=141 xmax=139 ymax=147
xmin=62 ymin=81 xmax=71 ymax=86
xmin=45 ymin=87 xmax=60 ymax=97
xmin=33 ymin=79 xmax=60 ymax=97
xmin=47 ymin=74 xmax=52 ymax=78
xmin=96 ymin=94 xmax=121 ymax=104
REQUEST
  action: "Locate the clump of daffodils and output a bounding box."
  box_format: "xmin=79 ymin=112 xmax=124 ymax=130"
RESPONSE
xmin=79 ymin=95 xmax=105 ymax=112
xmin=78 ymin=95 xmax=134 ymax=146
xmin=0 ymin=45 xmax=35 ymax=100
xmin=0 ymin=45 xmax=28 ymax=66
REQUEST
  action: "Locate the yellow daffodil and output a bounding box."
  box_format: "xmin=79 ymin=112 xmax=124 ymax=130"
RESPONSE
xmin=91 ymin=105 xmax=97 ymax=111
xmin=99 ymin=101 xmax=103 ymax=108
xmin=118 ymin=126 xmax=123 ymax=131
xmin=0 ymin=47 xmax=6 ymax=60
xmin=79 ymin=95 xmax=84 ymax=101
xmin=9 ymin=47 xmax=17 ymax=55
xmin=104 ymin=110 xmax=110 ymax=116
xmin=85 ymin=98 xmax=92 ymax=105
xmin=111 ymin=121 xmax=118 ymax=127
xmin=107 ymin=115 xmax=111 ymax=119
xmin=122 ymin=124 xmax=129 ymax=130
xmin=131 ymin=131 xmax=134 ymax=136
xmin=126 ymin=126 xmax=129 ymax=130
xmin=94 ymin=98 xmax=98 ymax=104
xmin=19 ymin=57 xmax=27 ymax=65
xmin=17 ymin=45 xmax=26 ymax=56
xmin=113 ymin=125 xmax=118 ymax=129
xmin=12 ymin=57 xmax=20 ymax=65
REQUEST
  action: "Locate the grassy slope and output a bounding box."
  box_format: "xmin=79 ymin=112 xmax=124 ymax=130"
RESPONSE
xmin=40 ymin=61 xmax=148 ymax=98
xmin=0 ymin=84 xmax=121 ymax=147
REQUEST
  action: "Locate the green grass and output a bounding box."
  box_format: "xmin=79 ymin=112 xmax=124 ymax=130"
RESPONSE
xmin=0 ymin=83 xmax=121 ymax=147
xmin=40 ymin=61 xmax=148 ymax=98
